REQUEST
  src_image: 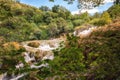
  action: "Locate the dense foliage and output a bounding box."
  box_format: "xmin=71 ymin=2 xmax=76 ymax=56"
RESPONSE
xmin=0 ymin=0 xmax=114 ymax=42
xmin=90 ymin=11 xmax=112 ymax=26
xmin=108 ymin=4 xmax=120 ymax=19
xmin=0 ymin=0 xmax=120 ymax=80
xmin=0 ymin=0 xmax=93 ymax=42
xmin=50 ymin=0 xmax=120 ymax=9
xmin=47 ymin=21 xmax=120 ymax=79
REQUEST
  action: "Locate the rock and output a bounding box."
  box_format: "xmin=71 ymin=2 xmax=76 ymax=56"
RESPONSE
xmin=27 ymin=41 xmax=40 ymax=48
xmin=48 ymin=41 xmax=55 ymax=48
xmin=35 ymin=50 xmax=53 ymax=61
xmin=35 ymin=50 xmax=44 ymax=60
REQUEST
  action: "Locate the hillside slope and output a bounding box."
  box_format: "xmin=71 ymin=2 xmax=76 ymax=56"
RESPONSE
xmin=0 ymin=0 xmax=73 ymax=42
xmin=46 ymin=20 xmax=120 ymax=80
xmin=0 ymin=0 xmax=43 ymax=41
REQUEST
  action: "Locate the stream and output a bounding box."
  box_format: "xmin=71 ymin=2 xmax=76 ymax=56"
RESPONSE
xmin=0 ymin=26 xmax=97 ymax=80
xmin=1 ymin=39 xmax=64 ymax=80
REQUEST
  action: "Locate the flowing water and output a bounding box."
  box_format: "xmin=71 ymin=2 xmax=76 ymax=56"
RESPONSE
xmin=0 ymin=26 xmax=97 ymax=80
xmin=0 ymin=39 xmax=64 ymax=80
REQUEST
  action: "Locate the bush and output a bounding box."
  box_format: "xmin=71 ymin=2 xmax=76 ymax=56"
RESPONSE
xmin=47 ymin=35 xmax=86 ymax=79
xmin=12 ymin=8 xmax=23 ymax=16
xmin=1 ymin=17 xmax=27 ymax=29
xmin=81 ymin=22 xmax=120 ymax=79
xmin=90 ymin=12 xmax=112 ymax=26
xmin=0 ymin=36 xmax=26 ymax=74
xmin=73 ymin=19 xmax=84 ymax=26
xmin=47 ymin=21 xmax=120 ymax=79
xmin=3 ymin=42 xmax=22 ymax=51
xmin=90 ymin=18 xmax=107 ymax=26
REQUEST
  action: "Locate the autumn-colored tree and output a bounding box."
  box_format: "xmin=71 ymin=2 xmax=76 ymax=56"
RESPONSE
xmin=101 ymin=11 xmax=112 ymax=24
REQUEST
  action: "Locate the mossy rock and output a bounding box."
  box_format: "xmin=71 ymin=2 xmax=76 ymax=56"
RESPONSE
xmin=48 ymin=41 xmax=55 ymax=47
xmin=28 ymin=41 xmax=40 ymax=48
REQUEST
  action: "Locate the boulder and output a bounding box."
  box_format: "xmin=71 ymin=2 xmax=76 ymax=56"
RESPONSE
xmin=28 ymin=41 xmax=40 ymax=48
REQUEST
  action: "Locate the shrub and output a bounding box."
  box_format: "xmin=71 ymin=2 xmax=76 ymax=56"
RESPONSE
xmin=0 ymin=43 xmax=25 ymax=75
xmin=101 ymin=11 xmax=112 ymax=24
xmin=47 ymin=21 xmax=120 ymax=79
xmin=73 ymin=19 xmax=84 ymax=26
xmin=2 ymin=42 xmax=25 ymax=52
xmin=81 ymin=21 xmax=120 ymax=79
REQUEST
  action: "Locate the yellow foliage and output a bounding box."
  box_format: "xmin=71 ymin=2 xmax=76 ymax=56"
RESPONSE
xmin=101 ymin=11 xmax=112 ymax=24
xmin=3 ymin=42 xmax=21 ymax=50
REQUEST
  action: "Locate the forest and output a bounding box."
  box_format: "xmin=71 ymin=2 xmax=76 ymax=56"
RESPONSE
xmin=0 ymin=0 xmax=120 ymax=80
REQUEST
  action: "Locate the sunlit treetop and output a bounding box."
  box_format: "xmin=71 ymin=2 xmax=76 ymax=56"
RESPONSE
xmin=49 ymin=0 xmax=119 ymax=9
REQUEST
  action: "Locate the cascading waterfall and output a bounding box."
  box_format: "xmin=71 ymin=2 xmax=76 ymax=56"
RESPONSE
xmin=0 ymin=39 xmax=63 ymax=80
xmin=74 ymin=26 xmax=97 ymax=37
xmin=0 ymin=26 xmax=97 ymax=80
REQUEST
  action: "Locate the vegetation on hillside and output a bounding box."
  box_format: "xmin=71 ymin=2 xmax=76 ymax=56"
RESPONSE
xmin=0 ymin=0 xmax=93 ymax=42
xmin=0 ymin=0 xmax=115 ymax=42
xmin=0 ymin=0 xmax=120 ymax=80
xmin=108 ymin=4 xmax=120 ymax=19
xmin=44 ymin=20 xmax=120 ymax=80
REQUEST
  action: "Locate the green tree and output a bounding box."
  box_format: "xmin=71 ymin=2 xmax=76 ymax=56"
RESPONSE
xmin=52 ymin=5 xmax=60 ymax=13
xmin=48 ymin=22 xmax=58 ymax=37
xmin=33 ymin=14 xmax=43 ymax=24
xmin=92 ymin=12 xmax=101 ymax=18
xmin=39 ymin=6 xmax=50 ymax=11
xmin=108 ymin=4 xmax=120 ymax=19
xmin=54 ymin=17 xmax=68 ymax=34
xmin=114 ymin=0 xmax=120 ymax=4
xmin=52 ymin=5 xmax=70 ymax=19
xmin=91 ymin=11 xmax=112 ymax=26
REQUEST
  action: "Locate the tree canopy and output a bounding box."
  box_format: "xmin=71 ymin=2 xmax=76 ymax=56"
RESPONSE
xmin=50 ymin=0 xmax=119 ymax=9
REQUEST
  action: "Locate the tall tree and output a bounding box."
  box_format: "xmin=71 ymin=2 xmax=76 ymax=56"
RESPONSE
xmin=101 ymin=11 xmax=112 ymax=24
xmin=114 ymin=0 xmax=120 ymax=4
xmin=39 ymin=6 xmax=50 ymax=11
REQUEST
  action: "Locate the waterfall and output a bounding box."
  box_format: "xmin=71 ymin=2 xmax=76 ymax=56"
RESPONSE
xmin=74 ymin=26 xmax=96 ymax=37
xmin=0 ymin=39 xmax=64 ymax=80
xmin=10 ymin=73 xmax=27 ymax=80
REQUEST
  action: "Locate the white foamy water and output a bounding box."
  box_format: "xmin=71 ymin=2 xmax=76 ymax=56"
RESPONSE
xmin=24 ymin=52 xmax=35 ymax=63
xmin=0 ymin=26 xmax=98 ymax=80
xmin=39 ymin=45 xmax=55 ymax=51
xmin=30 ymin=63 xmax=48 ymax=69
xmin=15 ymin=63 xmax=24 ymax=69
xmin=10 ymin=73 xmax=27 ymax=80
xmin=0 ymin=39 xmax=64 ymax=80
xmin=42 ymin=55 xmax=54 ymax=61
xmin=78 ymin=29 xmax=91 ymax=36
xmin=74 ymin=27 xmax=96 ymax=37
